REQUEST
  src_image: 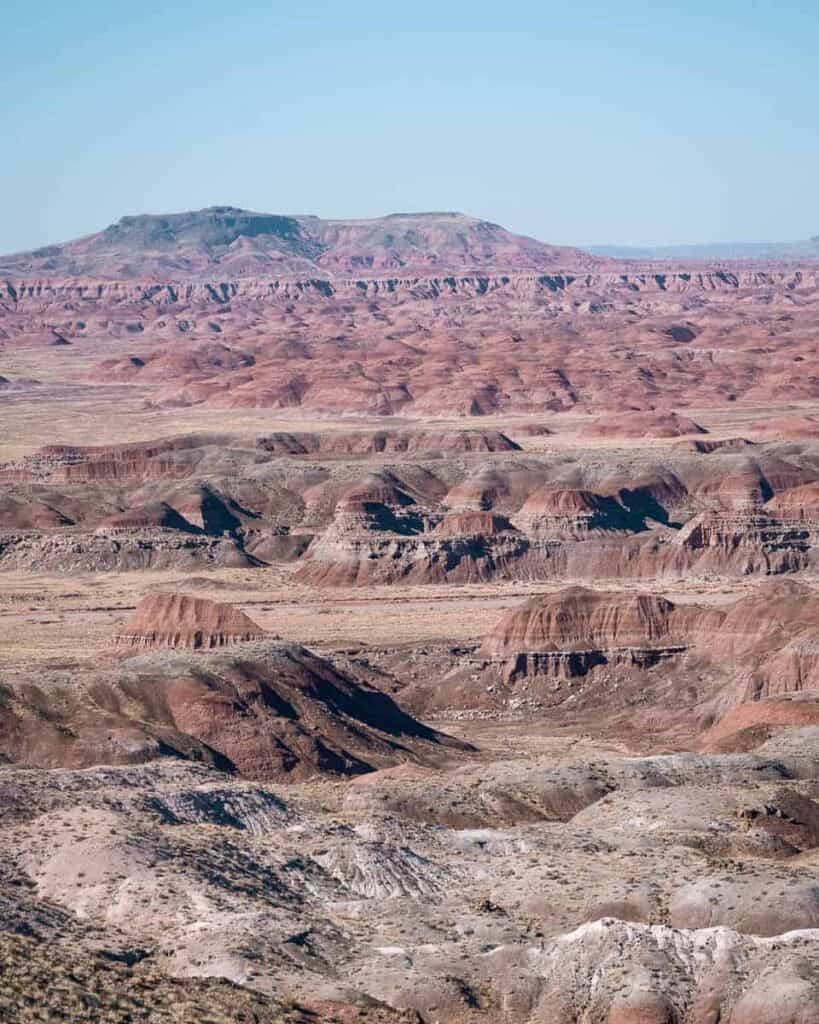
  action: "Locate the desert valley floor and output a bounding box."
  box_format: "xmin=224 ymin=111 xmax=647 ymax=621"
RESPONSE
xmin=2 ymin=209 xmax=819 ymax=1022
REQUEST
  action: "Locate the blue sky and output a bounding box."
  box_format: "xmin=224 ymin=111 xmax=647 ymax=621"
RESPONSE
xmin=3 ymin=0 xmax=818 ymax=252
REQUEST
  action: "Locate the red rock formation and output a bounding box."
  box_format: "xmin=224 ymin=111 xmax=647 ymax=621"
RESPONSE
xmin=7 ymin=433 xmax=819 ymax=583
xmin=702 ymin=581 xmax=819 ymax=661
xmin=430 ymin=512 xmax=515 ymax=538
xmin=666 ymin=508 xmax=815 ymax=575
xmin=697 ymin=581 xmax=819 ymax=706
xmin=5 ymin=259 xmax=819 ymax=417
xmin=340 ymin=476 xmax=417 ymax=513
xmin=765 ymin=481 xmax=819 ymax=521
xmin=297 ymin=528 xmax=534 ymax=587
xmin=0 ymin=643 xmax=467 ymax=778
xmin=674 ymin=437 xmax=754 ymax=453
xmin=95 ymin=501 xmax=198 ymax=534
xmin=580 ymin=410 xmax=707 ymax=439
xmin=115 ymin=593 xmax=264 ymax=650
xmin=38 ymin=436 xmax=215 ymax=484
xmin=0 ymin=496 xmax=73 ymax=529
xmin=256 ymin=428 xmax=520 ymax=457
xmin=700 ymin=696 xmax=819 ymax=752
xmin=443 ymin=465 xmax=550 ymax=511
xmin=515 ymin=487 xmax=633 ymax=537
xmin=486 ymin=579 xmax=819 ymax=678
xmin=482 ymin=587 xmax=681 ymax=658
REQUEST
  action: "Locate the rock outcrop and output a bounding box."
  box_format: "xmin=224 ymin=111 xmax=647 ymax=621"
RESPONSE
xmin=6 ymin=434 xmax=819 ymax=582
xmin=0 ymin=643 xmax=467 ymax=778
xmin=479 ymin=586 xmax=691 ymax=685
xmin=0 ymin=532 xmax=251 ymax=571
xmin=256 ymin=428 xmax=520 ymax=458
xmin=114 ymin=593 xmax=264 ymax=650
xmin=514 ymin=486 xmax=636 ymax=537
xmin=0 ymin=208 xmax=599 ymax=279
xmin=95 ymin=501 xmax=199 ymax=534
xmin=482 ymin=587 xmax=681 ymax=658
xmin=529 ymin=918 xmax=819 ymax=1024
xmin=580 ymin=410 xmax=708 ymax=439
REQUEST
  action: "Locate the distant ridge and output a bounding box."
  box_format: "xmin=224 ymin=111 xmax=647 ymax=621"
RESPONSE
xmin=590 ymin=237 xmax=819 ymax=261
xmin=0 ymin=207 xmax=600 ymax=279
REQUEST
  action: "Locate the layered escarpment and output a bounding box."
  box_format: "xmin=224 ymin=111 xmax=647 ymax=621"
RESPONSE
xmin=447 ymin=580 xmax=819 ymax=750
xmin=114 ymin=593 xmax=265 ymax=650
xmin=255 ymin=428 xmax=520 ymax=458
xmin=479 ymin=586 xmax=694 ymax=685
xmin=294 ymin=450 xmax=819 ymax=586
xmin=3 ymin=244 xmax=819 ymax=417
xmin=5 ymin=433 xmax=819 ymax=580
xmin=483 ymin=586 xmax=684 ymax=656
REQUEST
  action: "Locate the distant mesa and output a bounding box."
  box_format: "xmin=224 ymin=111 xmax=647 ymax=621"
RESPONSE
xmin=590 ymin=236 xmax=819 ymax=260
xmin=115 ymin=592 xmax=264 ymax=650
xmin=0 ymin=206 xmax=601 ymax=279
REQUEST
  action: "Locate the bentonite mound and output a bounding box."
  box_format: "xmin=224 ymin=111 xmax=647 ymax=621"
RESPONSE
xmin=482 ymin=586 xmax=681 ymax=657
xmin=430 ymin=511 xmax=516 ymax=538
xmin=96 ymin=501 xmax=200 ymax=534
xmin=115 ymin=592 xmax=264 ymax=649
xmin=518 ymin=487 xmax=614 ymax=516
xmin=580 ymin=410 xmax=708 ymax=439
xmin=528 ymin=918 xmax=819 ymax=1024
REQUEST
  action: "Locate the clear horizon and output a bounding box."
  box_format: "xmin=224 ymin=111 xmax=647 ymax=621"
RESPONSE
xmin=4 ymin=0 xmax=818 ymax=254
